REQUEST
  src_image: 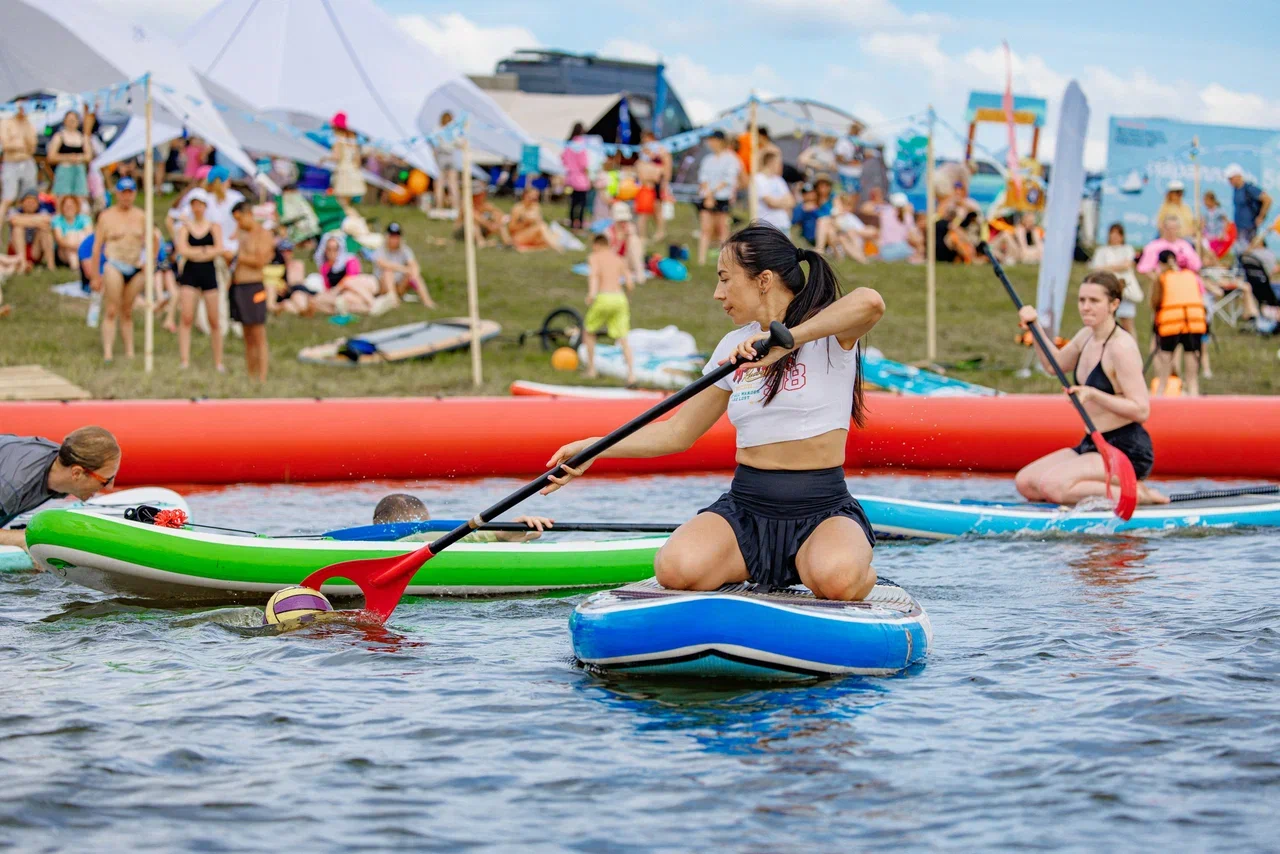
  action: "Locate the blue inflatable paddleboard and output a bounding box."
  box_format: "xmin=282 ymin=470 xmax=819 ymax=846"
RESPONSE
xmin=860 ymin=491 xmax=1280 ymax=540
xmin=571 ymin=579 xmax=930 ymax=681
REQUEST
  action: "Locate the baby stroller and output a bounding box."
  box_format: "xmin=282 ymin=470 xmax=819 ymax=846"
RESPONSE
xmin=1237 ymin=252 xmax=1280 ymax=335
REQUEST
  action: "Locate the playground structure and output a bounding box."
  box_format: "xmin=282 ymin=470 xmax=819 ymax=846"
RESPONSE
xmin=964 ymin=90 xmax=1048 ymax=213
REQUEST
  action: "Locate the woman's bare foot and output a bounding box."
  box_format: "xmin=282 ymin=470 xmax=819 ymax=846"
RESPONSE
xmin=1137 ymin=483 xmax=1170 ymax=505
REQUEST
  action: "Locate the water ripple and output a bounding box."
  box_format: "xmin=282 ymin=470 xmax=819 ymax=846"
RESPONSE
xmin=1 ymin=473 xmax=1276 ymax=851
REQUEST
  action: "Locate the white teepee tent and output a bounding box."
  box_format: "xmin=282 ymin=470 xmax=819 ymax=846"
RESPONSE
xmin=0 ymin=0 xmax=256 ymax=175
xmin=182 ymin=0 xmax=560 ymax=176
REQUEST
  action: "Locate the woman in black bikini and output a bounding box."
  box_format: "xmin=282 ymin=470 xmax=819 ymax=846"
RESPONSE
xmin=1015 ymin=271 xmax=1168 ymax=506
xmin=174 ymin=189 xmax=225 ymax=372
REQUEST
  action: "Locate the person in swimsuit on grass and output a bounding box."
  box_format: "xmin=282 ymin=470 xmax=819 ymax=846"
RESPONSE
xmin=1015 ymin=271 xmax=1168 ymax=506
xmin=87 ymin=177 xmax=148 ymax=363
xmin=543 ymin=224 xmax=885 ymax=601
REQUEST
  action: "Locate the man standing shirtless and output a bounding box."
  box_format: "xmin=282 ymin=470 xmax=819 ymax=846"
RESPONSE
xmin=88 ymin=177 xmax=148 ymax=362
xmin=230 ymin=201 xmax=272 ymax=381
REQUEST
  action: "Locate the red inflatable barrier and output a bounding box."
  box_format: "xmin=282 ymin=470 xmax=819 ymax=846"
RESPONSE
xmin=0 ymin=394 xmax=1275 ymax=485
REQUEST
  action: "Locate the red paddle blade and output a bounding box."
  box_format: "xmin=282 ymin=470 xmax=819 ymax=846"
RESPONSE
xmin=1092 ymin=431 xmax=1138 ymax=521
xmin=300 ymin=545 xmax=434 ymax=624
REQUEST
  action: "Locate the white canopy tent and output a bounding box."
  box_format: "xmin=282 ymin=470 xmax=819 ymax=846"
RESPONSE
xmin=182 ymin=0 xmax=561 ymax=177
xmin=715 ymin=98 xmax=871 ymax=143
xmin=475 ymin=91 xmax=621 ymax=167
xmin=0 ymin=0 xmax=257 ymax=176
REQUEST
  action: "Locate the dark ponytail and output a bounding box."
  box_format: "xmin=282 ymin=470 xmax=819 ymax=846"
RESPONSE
xmin=721 ymin=224 xmax=867 ymax=427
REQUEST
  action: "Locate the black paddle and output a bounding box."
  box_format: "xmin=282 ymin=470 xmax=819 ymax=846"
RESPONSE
xmin=321 ymin=520 xmax=681 ymax=541
xmin=981 ymin=242 xmax=1138 ymax=520
xmin=300 ymin=321 xmax=796 ymax=622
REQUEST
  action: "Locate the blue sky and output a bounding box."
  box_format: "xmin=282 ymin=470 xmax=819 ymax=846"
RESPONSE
xmin=137 ymin=0 xmax=1280 ymax=169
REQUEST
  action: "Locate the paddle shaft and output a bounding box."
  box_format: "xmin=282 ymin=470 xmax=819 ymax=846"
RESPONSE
xmin=982 ymin=244 xmax=1103 ymax=434
xmin=424 ymin=322 xmax=795 ymax=556
xmin=458 ymin=521 xmax=679 ymax=533
xmin=322 ymin=521 xmax=682 ymax=540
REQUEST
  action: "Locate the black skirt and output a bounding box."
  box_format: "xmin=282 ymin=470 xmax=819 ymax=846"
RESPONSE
xmin=1072 ymin=422 xmax=1155 ymax=480
xmin=700 ymin=464 xmax=875 ymax=588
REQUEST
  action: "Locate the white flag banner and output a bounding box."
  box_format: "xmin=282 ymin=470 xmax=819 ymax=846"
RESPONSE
xmin=1036 ymin=81 xmax=1090 ymax=337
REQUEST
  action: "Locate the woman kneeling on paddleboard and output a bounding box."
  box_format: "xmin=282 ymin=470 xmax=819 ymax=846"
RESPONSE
xmin=1015 ymin=271 xmax=1167 ymax=506
xmin=544 ymin=224 xmax=885 ymax=601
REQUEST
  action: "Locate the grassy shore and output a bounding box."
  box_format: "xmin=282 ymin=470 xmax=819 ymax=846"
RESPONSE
xmin=2 ymin=197 xmax=1276 ymax=398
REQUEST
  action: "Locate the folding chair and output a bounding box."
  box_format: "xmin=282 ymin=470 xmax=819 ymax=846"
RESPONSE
xmin=1203 ymin=266 xmax=1246 ymax=328
xmin=1238 ymin=252 xmax=1280 ymax=334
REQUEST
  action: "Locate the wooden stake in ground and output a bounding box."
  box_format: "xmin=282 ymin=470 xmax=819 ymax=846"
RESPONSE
xmin=1192 ymin=135 xmax=1206 ymax=265
xmin=925 ymin=105 xmax=937 ymax=364
xmin=143 ymin=75 xmax=155 ymax=374
xmin=459 ymin=120 xmax=482 ymax=387
xmin=747 ymin=94 xmax=759 ymax=223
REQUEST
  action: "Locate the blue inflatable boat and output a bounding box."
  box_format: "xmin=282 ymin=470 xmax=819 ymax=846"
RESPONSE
xmin=860 ymin=490 xmax=1280 ymax=540
xmin=571 ymin=579 xmax=931 ymax=681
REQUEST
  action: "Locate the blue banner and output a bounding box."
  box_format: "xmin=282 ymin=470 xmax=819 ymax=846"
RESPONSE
xmin=1098 ymin=116 xmax=1279 ymax=245
xmin=653 ymin=65 xmax=668 ymax=138
xmin=618 ymin=96 xmax=631 ymax=145
xmin=520 ymin=144 xmax=541 ymax=174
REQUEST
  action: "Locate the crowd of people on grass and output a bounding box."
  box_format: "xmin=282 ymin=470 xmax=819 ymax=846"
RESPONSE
xmin=1083 ymin=167 xmax=1278 ymax=397
xmin=0 ymin=105 xmax=449 ymax=380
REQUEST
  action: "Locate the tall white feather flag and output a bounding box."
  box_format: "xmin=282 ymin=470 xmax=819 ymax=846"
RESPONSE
xmin=1036 ymin=81 xmax=1090 ymax=337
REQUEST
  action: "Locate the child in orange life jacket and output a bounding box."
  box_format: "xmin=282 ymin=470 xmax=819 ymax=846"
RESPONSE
xmin=1151 ymin=249 xmax=1207 ymax=397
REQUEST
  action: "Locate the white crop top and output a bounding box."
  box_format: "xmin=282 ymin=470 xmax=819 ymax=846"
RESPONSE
xmin=703 ymin=323 xmax=859 ymax=449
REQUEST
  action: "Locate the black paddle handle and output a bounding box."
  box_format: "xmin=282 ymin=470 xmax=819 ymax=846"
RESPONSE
xmin=980 ymin=243 xmax=1102 ymax=435
xmin=429 ymin=321 xmax=795 ymax=553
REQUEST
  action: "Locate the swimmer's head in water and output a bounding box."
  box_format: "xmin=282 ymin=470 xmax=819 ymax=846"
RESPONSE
xmin=373 ymin=493 xmax=429 ymax=524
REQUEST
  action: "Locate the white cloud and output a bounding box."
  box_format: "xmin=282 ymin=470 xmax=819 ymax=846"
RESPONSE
xmin=749 ymin=0 xmax=946 ymax=29
xmin=857 ymin=31 xmax=1280 ymax=170
xmin=396 ymin=13 xmax=539 ymax=75
xmin=959 ymin=45 xmax=1068 ymax=99
xmin=600 ymin=39 xmax=661 ymax=64
xmin=1196 ymin=83 xmax=1280 ymax=128
xmin=602 ymin=39 xmax=777 ymax=125
xmin=860 ymin=33 xmax=949 ymax=77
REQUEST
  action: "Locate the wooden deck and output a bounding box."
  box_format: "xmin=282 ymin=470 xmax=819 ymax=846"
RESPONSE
xmin=0 ymin=365 xmax=92 ymax=400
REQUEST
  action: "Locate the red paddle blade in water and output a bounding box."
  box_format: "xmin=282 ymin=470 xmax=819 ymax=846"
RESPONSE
xmin=1093 ymin=431 xmax=1138 ymax=521
xmin=300 ymin=545 xmax=434 ymax=623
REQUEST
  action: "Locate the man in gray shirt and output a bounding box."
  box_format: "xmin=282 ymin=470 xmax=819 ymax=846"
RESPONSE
xmin=0 ymin=427 xmax=121 ymax=551
xmin=372 ymin=222 xmax=434 ymax=308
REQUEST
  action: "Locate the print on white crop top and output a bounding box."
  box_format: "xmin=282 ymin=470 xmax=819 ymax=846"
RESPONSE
xmin=702 ymin=322 xmax=859 ymax=449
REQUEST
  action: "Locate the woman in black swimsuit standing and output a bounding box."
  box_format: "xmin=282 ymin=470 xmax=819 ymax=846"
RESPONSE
xmin=1014 ymin=271 xmax=1167 ymax=506
xmin=174 ymin=189 xmax=225 ymax=372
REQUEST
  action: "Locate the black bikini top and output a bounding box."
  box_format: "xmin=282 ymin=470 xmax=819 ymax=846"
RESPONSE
xmin=1073 ymin=325 xmax=1118 ymax=395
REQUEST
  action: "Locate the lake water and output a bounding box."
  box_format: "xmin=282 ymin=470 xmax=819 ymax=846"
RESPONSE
xmin=2 ymin=472 xmax=1276 ymax=851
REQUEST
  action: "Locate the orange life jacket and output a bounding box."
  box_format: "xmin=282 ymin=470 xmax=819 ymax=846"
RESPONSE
xmin=1156 ymin=269 xmax=1207 ymax=336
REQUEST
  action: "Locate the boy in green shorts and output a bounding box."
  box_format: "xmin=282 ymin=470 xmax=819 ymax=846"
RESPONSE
xmin=583 ymin=233 xmax=636 ymax=385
